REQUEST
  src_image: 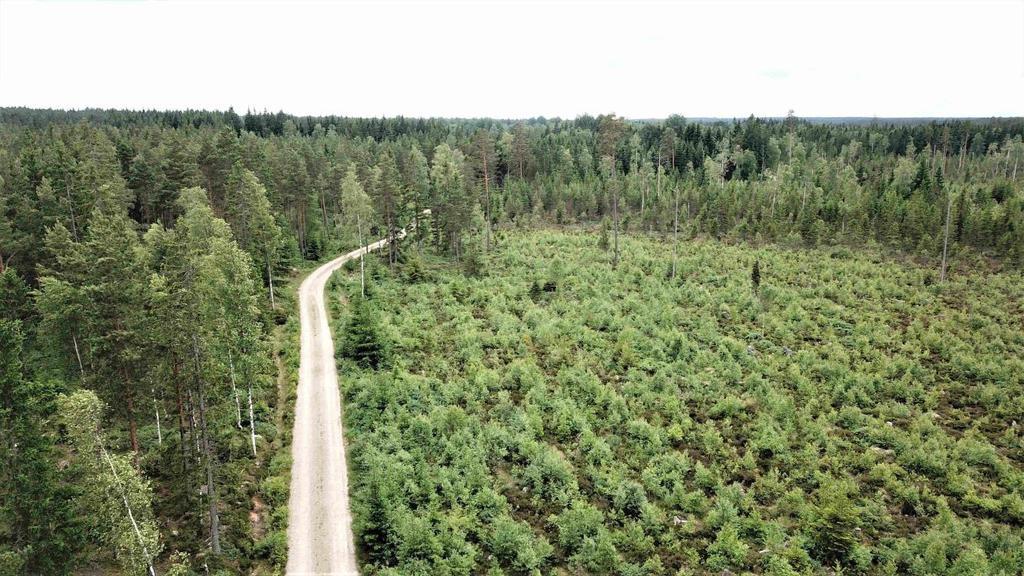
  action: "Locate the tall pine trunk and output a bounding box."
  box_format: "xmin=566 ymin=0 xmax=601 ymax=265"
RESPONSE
xmin=358 ymin=216 xmax=365 ymax=298
xmin=123 ymin=366 xmax=140 ymax=468
xmin=612 ymin=180 xmax=620 ymax=269
xmin=228 ymin=351 xmax=242 ymax=429
xmin=483 ymin=151 xmax=492 ymax=253
xmin=672 ymin=187 xmax=680 ymax=279
xmin=266 ymin=252 xmax=276 ymax=309
xmin=174 ymin=363 xmax=189 ymax=474
xmin=192 ymin=336 xmax=221 ymax=555
xmin=940 ymin=189 xmax=952 ymax=283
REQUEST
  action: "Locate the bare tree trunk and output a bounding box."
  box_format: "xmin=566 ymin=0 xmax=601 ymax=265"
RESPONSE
xmin=358 ymin=216 xmax=365 ymax=298
xmin=247 ymin=380 xmax=257 ymax=457
xmin=99 ymin=444 xmax=157 ymax=576
xmin=415 ymin=209 xmax=423 ymax=252
xmin=672 ymin=186 xmax=680 ymax=279
xmin=320 ymin=190 xmax=329 ymax=234
xmin=266 ymin=253 xmax=276 ymax=310
xmin=187 ymin=389 xmax=199 ymax=454
xmin=228 ymin=351 xmax=242 ymax=429
xmin=198 ymin=386 xmax=221 ymax=555
xmin=612 ymin=181 xmax=620 ymax=269
xmin=123 ymin=367 xmax=140 ymax=468
xmin=152 ymin=388 xmax=162 ymax=446
xmin=958 ymin=137 xmax=968 ymax=174
xmin=174 ymin=361 xmax=189 ymax=473
xmin=72 ymin=332 xmax=85 ymax=380
xmin=940 ymin=189 xmax=952 ymax=283
xmin=639 ymin=175 xmax=646 ymax=229
xmin=656 ymin=164 xmax=662 ymax=206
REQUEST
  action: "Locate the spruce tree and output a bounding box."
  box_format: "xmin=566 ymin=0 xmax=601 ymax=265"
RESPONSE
xmin=341 ymin=297 xmax=389 ymax=369
xmin=0 ymin=320 xmax=81 ymax=574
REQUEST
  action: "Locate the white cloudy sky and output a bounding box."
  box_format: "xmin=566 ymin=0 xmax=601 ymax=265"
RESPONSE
xmin=1 ymin=0 xmax=1022 ymax=118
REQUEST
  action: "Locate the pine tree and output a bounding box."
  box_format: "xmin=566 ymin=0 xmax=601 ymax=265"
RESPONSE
xmin=430 ymin=143 xmax=471 ymax=256
xmin=510 ymin=123 xmax=531 ymax=180
xmin=38 ymin=190 xmax=149 ymax=465
xmin=403 ymin=144 xmax=431 ymax=249
xmin=143 ymin=187 xmax=267 ymax=556
xmin=225 ymin=163 xmax=282 ymax=307
xmin=127 ymin=146 xmax=169 ymax=224
xmin=175 ymin=188 xmax=246 ymax=554
xmin=375 ymin=149 xmax=404 ymax=268
xmin=471 ymin=129 xmax=496 ymax=251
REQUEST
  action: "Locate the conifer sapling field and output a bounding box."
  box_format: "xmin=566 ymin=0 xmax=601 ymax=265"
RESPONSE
xmin=336 ymin=230 xmax=1024 ymax=575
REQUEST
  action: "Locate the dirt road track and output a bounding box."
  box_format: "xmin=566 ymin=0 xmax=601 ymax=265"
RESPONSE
xmin=285 ymin=236 xmax=390 ymax=575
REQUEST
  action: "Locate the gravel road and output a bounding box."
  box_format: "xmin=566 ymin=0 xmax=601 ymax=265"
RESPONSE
xmin=286 ymin=236 xmax=388 ymax=575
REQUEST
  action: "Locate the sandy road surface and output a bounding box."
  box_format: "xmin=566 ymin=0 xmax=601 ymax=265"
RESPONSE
xmin=285 ymin=237 xmax=389 ymax=575
xmin=287 ymin=214 xmax=425 ymax=575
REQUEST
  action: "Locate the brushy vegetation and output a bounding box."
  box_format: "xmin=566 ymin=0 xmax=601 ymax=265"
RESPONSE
xmin=335 ymin=230 xmax=1024 ymax=576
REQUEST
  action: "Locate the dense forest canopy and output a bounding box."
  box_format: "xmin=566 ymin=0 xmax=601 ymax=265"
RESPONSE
xmin=2 ymin=107 xmax=1023 ymax=279
xmin=0 ymin=107 xmax=1022 ymax=574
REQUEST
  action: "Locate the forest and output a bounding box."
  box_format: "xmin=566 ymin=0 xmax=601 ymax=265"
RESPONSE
xmin=0 ymin=107 xmax=1023 ymax=575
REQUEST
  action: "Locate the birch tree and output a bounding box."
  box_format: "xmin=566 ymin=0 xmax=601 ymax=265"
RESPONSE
xmin=58 ymin=389 xmax=160 ymax=576
xmin=341 ymin=165 xmax=374 ymax=297
xmin=146 ymin=187 xmax=266 ymax=555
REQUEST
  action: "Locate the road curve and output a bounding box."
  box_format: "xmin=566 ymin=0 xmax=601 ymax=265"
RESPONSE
xmin=287 ymin=213 xmax=425 ymax=575
xmin=286 ymin=236 xmax=389 ymax=576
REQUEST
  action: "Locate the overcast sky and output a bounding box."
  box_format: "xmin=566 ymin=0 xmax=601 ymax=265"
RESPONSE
xmin=1 ymin=0 xmax=1022 ymax=119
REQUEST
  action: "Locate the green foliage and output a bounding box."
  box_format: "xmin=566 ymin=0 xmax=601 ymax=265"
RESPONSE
xmin=336 ymin=230 xmax=1024 ymax=576
xmin=551 ymin=500 xmax=604 ymax=553
xmin=0 ymin=320 xmax=80 ymax=574
xmin=340 ymin=296 xmax=390 ymax=369
xmin=488 ymin=516 xmax=553 ymax=574
xmin=164 ymin=552 xmax=195 ymax=576
xmin=806 ymin=477 xmax=861 ymax=566
xmin=57 ymin=390 xmax=160 ymax=576
xmin=706 ymin=522 xmax=749 ymax=572
xmin=598 ymin=217 xmax=611 ymax=251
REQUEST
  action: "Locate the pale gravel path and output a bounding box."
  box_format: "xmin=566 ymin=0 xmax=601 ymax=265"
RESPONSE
xmin=287 ymin=215 xmax=424 ymax=575
xmin=286 ymin=238 xmax=386 ymax=575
